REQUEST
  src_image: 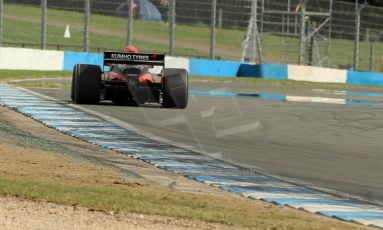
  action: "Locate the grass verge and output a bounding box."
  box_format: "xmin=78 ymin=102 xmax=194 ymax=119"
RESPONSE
xmin=0 ymin=71 xmax=375 ymax=229
xmin=2 ymin=70 xmax=383 ymax=92
xmin=0 ymin=175 xmax=370 ymax=230
xmin=190 ymin=75 xmax=383 ymax=91
xmin=0 ymin=70 xmax=71 ymax=82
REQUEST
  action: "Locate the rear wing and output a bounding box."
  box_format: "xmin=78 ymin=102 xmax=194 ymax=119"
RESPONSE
xmin=103 ymin=51 xmax=165 ymax=66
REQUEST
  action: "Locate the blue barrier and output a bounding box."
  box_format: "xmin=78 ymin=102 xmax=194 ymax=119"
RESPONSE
xmin=189 ymin=59 xmax=242 ymax=77
xmin=347 ymin=70 xmax=383 ymax=86
xmin=237 ymin=64 xmax=288 ymax=80
xmin=61 ymin=50 xmax=383 ymax=89
xmin=64 ymin=51 xmax=103 ymax=71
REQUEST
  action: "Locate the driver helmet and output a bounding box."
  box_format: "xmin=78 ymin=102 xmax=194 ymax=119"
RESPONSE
xmin=124 ymin=45 xmax=139 ymax=53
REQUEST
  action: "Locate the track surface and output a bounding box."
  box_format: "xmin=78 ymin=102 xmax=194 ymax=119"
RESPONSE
xmin=30 ymin=82 xmax=383 ymax=204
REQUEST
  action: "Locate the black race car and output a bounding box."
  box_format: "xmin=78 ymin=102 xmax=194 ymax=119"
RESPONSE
xmin=71 ymin=51 xmax=188 ymax=109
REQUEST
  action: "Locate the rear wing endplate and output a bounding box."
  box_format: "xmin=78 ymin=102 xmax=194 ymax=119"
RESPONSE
xmin=104 ymin=51 xmax=165 ymax=66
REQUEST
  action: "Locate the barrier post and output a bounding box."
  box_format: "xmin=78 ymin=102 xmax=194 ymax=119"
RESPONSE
xmin=353 ymin=0 xmax=360 ymax=70
xmin=298 ymin=0 xmax=308 ymax=65
xmin=252 ymin=0 xmax=258 ymax=63
xmin=84 ymin=0 xmax=90 ymax=52
xmin=368 ymin=42 xmax=374 ymax=72
xmin=40 ymin=0 xmax=47 ymax=50
xmin=0 ymin=0 xmax=3 ymax=47
xmin=353 ymin=1 xmax=366 ymax=70
xmin=168 ymin=0 xmax=176 ymax=56
xmin=210 ymin=0 xmax=216 ymax=60
xmin=127 ymin=0 xmax=133 ymax=46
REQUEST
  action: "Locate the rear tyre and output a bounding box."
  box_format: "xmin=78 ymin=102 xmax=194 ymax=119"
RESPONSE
xmin=71 ymin=65 xmax=76 ymax=101
xmin=72 ymin=64 xmax=101 ymax=104
xmin=162 ymin=68 xmax=188 ymax=109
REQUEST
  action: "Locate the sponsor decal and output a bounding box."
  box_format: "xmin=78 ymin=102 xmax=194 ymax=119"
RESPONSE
xmin=151 ymin=54 xmax=158 ymax=60
xmin=111 ymin=53 xmax=150 ymax=61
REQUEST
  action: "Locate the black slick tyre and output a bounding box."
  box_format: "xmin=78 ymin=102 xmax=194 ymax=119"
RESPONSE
xmin=72 ymin=64 xmax=101 ymax=104
xmin=162 ymin=68 xmax=188 ymax=109
xmin=71 ymin=66 xmax=76 ymax=101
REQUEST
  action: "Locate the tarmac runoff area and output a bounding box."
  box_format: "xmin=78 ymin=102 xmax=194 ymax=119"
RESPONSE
xmin=3 ymin=81 xmax=383 ymax=228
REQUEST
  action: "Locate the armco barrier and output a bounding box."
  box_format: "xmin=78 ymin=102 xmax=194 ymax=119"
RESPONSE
xmin=288 ymin=64 xmax=347 ymax=83
xmin=189 ymin=59 xmax=241 ymax=77
xmin=237 ymin=64 xmax=288 ymax=80
xmin=347 ymin=70 xmax=383 ymax=86
xmin=0 ymin=47 xmax=64 ymax=71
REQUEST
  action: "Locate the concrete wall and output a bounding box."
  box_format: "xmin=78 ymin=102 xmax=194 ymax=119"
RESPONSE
xmin=0 ymin=47 xmax=64 ymax=71
xmin=151 ymin=56 xmax=190 ymax=73
xmin=3 ymin=47 xmax=383 ymax=88
xmin=347 ymin=70 xmax=383 ymax=86
xmin=63 ymin=51 xmax=103 ymax=71
xmin=165 ymin=56 xmax=189 ymax=70
xmin=237 ymin=64 xmax=288 ymax=80
xmin=288 ymin=64 xmax=347 ymax=83
xmin=189 ymin=59 xmax=241 ymax=77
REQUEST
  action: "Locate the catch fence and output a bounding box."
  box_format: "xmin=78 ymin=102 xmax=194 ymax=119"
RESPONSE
xmin=1 ymin=0 xmax=383 ymax=71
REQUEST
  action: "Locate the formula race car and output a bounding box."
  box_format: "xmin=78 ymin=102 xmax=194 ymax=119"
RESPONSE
xmin=71 ymin=51 xmax=188 ymax=109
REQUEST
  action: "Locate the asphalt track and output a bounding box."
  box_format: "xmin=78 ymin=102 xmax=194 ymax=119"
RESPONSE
xmin=29 ymin=81 xmax=383 ymax=205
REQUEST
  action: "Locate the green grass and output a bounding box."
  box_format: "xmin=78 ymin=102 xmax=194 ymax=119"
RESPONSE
xmin=5 ymin=3 xmax=382 ymax=70
xmin=2 ymin=69 xmax=383 ymax=91
xmin=190 ymin=75 xmax=383 ymax=91
xmin=0 ymin=175 xmax=367 ymax=230
xmin=0 ymin=70 xmax=71 ymax=81
xmin=4 ymin=4 xmax=242 ymax=59
xmin=9 ymin=80 xmax=70 ymax=89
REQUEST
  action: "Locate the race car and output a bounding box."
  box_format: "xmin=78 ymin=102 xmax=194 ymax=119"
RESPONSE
xmin=71 ymin=51 xmax=188 ymax=109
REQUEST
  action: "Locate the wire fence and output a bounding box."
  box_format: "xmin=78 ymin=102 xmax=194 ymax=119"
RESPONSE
xmin=1 ymin=0 xmax=383 ymax=71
